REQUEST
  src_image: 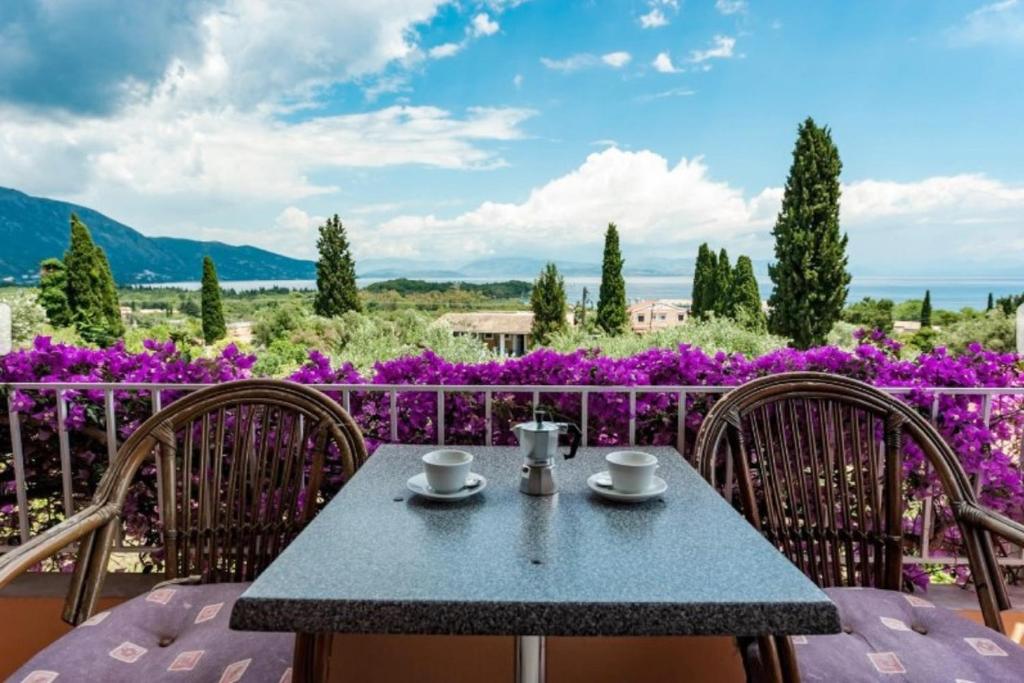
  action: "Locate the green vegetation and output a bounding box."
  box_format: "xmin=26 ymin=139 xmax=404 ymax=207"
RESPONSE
xmin=921 ymin=290 xmax=932 ymax=329
xmin=691 ymin=243 xmax=716 ymax=320
xmin=63 ymin=214 xmax=124 ymax=346
xmin=314 ymin=214 xmax=361 ymax=317
xmin=201 ymin=256 xmax=226 ymax=344
xmin=843 ymin=297 xmax=895 ymax=333
xmin=768 ymin=117 xmax=850 ymax=349
xmin=549 ymin=316 xmax=788 ymax=359
xmin=38 ymin=258 xmax=71 ymax=327
xmin=364 ymin=278 xmax=531 ymax=299
xmin=0 ymin=289 xmax=46 ymax=346
xmin=530 ymin=263 xmax=568 ymax=344
xmin=730 ymin=256 xmax=766 ymax=331
xmin=596 ymin=223 xmax=627 ymax=335
xmin=714 ymin=248 xmax=732 ymax=318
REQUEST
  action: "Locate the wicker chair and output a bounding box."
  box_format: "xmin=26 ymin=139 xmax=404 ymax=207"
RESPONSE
xmin=693 ymin=372 xmax=1024 ymax=683
xmin=1 ymin=379 xmax=367 ymax=683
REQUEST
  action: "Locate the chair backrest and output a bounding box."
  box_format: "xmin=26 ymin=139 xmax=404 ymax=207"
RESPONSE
xmin=692 ymin=373 xmax=1006 ymax=605
xmin=63 ymin=379 xmax=367 ymax=623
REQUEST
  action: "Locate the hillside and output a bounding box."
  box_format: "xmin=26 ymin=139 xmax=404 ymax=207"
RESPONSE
xmin=0 ymin=187 xmax=315 ymax=284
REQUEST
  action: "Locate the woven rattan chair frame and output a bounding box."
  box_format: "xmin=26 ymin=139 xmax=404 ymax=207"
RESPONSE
xmin=692 ymin=372 xmax=1024 ymax=683
xmin=0 ymin=379 xmax=368 ymax=680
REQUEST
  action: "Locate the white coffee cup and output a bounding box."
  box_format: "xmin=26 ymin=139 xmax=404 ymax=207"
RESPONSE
xmin=422 ymin=449 xmax=473 ymax=493
xmin=606 ymin=451 xmax=659 ymax=493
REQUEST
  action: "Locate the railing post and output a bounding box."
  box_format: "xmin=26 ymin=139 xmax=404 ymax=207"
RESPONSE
xmin=104 ymin=389 xmax=118 ymax=462
xmin=676 ymin=390 xmax=687 ymax=456
xmin=628 ymin=390 xmax=636 ymax=447
xmin=437 ymin=390 xmax=445 ymax=446
xmin=485 ymin=390 xmax=493 ymax=447
xmin=7 ymin=390 xmax=30 ymax=544
xmin=580 ymin=390 xmax=589 ymax=448
xmin=56 ymin=392 xmax=74 ymax=518
xmin=389 ymin=389 xmax=398 ymax=443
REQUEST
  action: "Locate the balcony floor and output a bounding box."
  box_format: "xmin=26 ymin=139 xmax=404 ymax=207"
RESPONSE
xmin=2 ymin=575 xmax=1022 ymax=681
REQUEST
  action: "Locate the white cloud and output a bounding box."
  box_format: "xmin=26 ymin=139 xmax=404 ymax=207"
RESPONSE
xmin=542 ymin=52 xmax=632 ymax=72
xmin=601 ymin=51 xmax=632 ymax=68
xmin=358 ymin=148 xmax=764 ymax=257
xmin=513 ymin=73 xmax=524 ymax=88
xmin=949 ymin=0 xmax=1024 ymax=46
xmin=689 ymin=35 xmax=737 ymax=63
xmin=0 ymin=102 xmax=535 ymax=205
xmin=471 ymin=12 xmax=500 ymax=37
xmin=540 ymin=54 xmax=600 ymax=71
xmin=635 ymin=87 xmax=695 ymax=102
xmin=652 ymin=52 xmax=680 ymax=73
xmin=276 ymin=206 xmax=325 ymax=233
xmin=429 ymin=42 xmax=463 ymax=59
xmin=640 ymin=9 xmax=669 ymax=28
xmin=715 ymin=0 xmax=747 ymax=15
xmin=352 ymin=148 xmax=1024 ymax=272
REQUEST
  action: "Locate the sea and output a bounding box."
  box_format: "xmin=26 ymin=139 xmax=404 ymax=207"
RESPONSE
xmin=146 ymin=276 xmax=1024 ymax=311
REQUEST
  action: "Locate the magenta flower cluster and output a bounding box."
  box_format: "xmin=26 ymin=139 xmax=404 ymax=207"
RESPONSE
xmin=2 ymin=335 xmax=1022 ymax=585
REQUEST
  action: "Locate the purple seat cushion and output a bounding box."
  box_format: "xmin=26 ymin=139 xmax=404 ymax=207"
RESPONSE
xmin=747 ymin=587 xmax=1024 ymax=682
xmin=12 ymin=582 xmax=293 ymax=683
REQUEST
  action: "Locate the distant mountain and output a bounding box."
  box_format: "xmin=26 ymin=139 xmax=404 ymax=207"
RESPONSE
xmin=0 ymin=187 xmax=315 ymax=284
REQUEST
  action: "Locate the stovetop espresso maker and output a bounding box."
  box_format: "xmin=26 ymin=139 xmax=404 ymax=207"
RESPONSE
xmin=512 ymin=410 xmax=582 ymax=496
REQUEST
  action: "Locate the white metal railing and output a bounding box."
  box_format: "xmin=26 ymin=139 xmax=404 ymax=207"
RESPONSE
xmin=3 ymin=381 xmax=1024 ymax=569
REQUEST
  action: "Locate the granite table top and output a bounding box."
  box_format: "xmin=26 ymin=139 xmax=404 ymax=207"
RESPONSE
xmin=230 ymin=446 xmax=839 ymax=637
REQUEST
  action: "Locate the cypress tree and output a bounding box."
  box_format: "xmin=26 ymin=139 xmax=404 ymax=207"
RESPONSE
xmin=530 ymin=263 xmax=567 ymax=345
xmin=730 ymin=256 xmax=766 ymax=330
xmin=920 ymin=290 xmax=932 ymax=329
xmin=690 ymin=243 xmax=711 ymax=319
xmin=201 ymin=256 xmax=227 ymax=343
xmin=596 ymin=223 xmax=628 ymax=335
xmin=987 ymin=292 xmax=994 ymax=311
xmin=714 ymin=248 xmax=733 ymax=318
xmin=38 ymin=258 xmax=71 ymax=327
xmin=64 ymin=214 xmax=123 ymax=345
xmin=767 ymin=117 xmax=850 ymax=348
xmin=313 ymin=214 xmax=361 ymax=317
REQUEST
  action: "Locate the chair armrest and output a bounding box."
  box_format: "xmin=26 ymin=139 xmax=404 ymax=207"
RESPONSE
xmin=0 ymin=503 xmax=119 ymax=590
xmin=955 ymin=502 xmax=1024 ymax=546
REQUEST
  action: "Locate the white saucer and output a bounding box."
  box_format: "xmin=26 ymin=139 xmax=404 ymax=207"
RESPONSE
xmin=587 ymin=471 xmax=667 ymax=503
xmin=407 ymin=472 xmax=487 ymax=501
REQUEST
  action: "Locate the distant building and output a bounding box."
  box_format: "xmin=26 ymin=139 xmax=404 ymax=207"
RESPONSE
xmin=436 ymin=311 xmax=535 ymax=356
xmin=893 ymin=320 xmax=921 ymax=335
xmin=629 ymin=300 xmax=690 ymax=334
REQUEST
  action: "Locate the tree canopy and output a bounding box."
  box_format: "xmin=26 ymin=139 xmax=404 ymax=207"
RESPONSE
xmin=767 ymin=117 xmax=850 ymax=348
xmin=596 ymin=223 xmax=628 ymax=335
xmin=314 ymin=214 xmax=361 ymax=317
xmin=530 ymin=262 xmax=568 ymax=345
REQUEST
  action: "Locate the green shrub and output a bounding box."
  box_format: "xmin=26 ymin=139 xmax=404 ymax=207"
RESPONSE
xmin=546 ymin=316 xmax=789 ymax=358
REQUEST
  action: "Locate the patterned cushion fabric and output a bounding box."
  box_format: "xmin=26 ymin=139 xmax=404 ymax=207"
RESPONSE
xmin=11 ymin=582 xmax=293 ymax=683
xmin=746 ymin=587 xmax=1024 ymax=682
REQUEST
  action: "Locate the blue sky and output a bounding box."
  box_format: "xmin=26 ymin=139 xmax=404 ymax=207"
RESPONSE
xmin=1 ymin=0 xmax=1022 ymax=275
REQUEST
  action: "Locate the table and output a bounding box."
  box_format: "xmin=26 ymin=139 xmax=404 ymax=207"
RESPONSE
xmin=231 ymin=446 xmax=839 ymax=682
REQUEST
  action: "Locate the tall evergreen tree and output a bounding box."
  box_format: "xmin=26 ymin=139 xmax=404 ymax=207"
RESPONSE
xmin=767 ymin=117 xmax=850 ymax=348
xmin=63 ymin=214 xmax=123 ymax=345
xmin=690 ymin=243 xmax=711 ymax=319
xmin=530 ymin=263 xmax=567 ymax=345
xmin=596 ymin=223 xmax=628 ymax=334
xmin=201 ymin=256 xmax=227 ymax=343
xmin=730 ymin=256 xmax=766 ymax=330
xmin=714 ymin=248 xmax=733 ymax=317
xmin=920 ymin=290 xmax=932 ymax=329
xmin=38 ymin=258 xmax=71 ymax=327
xmin=987 ymin=292 xmax=994 ymax=311
xmin=313 ymin=214 xmax=361 ymax=316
